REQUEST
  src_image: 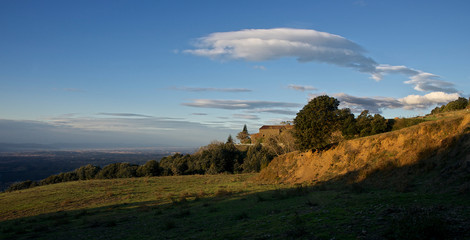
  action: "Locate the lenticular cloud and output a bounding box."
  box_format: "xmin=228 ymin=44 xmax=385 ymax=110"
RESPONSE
xmin=372 ymin=64 xmax=457 ymax=93
xmin=185 ymin=28 xmax=458 ymax=94
xmin=185 ymin=28 xmax=378 ymax=73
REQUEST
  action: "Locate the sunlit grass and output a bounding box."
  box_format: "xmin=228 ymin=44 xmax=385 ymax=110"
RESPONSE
xmin=0 ymin=174 xmax=468 ymax=239
xmin=0 ymin=173 xmax=287 ymax=221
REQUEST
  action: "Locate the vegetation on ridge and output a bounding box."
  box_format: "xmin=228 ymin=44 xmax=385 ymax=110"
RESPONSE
xmin=258 ymin=109 xmax=470 ymax=193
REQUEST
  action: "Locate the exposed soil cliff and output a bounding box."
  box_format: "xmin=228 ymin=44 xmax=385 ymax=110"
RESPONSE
xmin=257 ymin=111 xmax=470 ymax=192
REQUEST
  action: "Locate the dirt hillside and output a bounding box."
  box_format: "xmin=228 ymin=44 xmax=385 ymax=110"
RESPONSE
xmin=257 ymin=111 xmax=470 ymax=192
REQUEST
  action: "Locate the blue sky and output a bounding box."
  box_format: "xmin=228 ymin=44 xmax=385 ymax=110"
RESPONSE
xmin=1 ymin=0 xmax=469 ymax=148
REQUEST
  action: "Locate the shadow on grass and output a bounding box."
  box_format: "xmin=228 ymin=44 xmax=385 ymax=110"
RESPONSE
xmin=1 ymin=134 xmax=470 ymax=239
xmin=1 ymin=182 xmax=469 ymax=240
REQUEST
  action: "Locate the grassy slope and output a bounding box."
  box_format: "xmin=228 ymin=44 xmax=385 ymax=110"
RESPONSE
xmin=1 ymin=174 xmax=468 ymax=240
xmin=1 ymin=110 xmax=470 ymax=239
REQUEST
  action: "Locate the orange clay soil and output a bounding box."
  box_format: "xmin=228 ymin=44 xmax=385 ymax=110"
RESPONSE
xmin=257 ymin=111 xmax=470 ymax=191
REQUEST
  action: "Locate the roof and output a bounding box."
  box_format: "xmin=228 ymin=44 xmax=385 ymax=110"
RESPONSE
xmin=259 ymin=125 xmax=294 ymax=130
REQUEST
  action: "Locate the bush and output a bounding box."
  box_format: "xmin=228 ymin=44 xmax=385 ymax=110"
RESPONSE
xmin=159 ymin=154 xmax=190 ymax=176
xmin=76 ymin=164 xmax=101 ymax=180
xmin=431 ymin=97 xmax=468 ymax=114
xmin=136 ymin=160 xmax=160 ymax=177
xmin=391 ymin=118 xmax=426 ymax=131
xmin=6 ymin=180 xmax=38 ymax=192
xmin=192 ymin=141 xmax=244 ymax=174
xmin=40 ymin=172 xmax=78 ymax=185
xmin=444 ymin=97 xmax=468 ymax=111
xmin=242 ymin=144 xmax=274 ymax=172
xmin=96 ymin=163 xmax=139 ymax=179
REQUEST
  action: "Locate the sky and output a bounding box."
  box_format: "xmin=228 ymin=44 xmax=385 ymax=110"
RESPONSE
xmin=1 ymin=0 xmax=469 ymax=149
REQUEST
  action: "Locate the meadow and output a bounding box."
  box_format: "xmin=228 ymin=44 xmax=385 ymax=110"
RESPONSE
xmin=1 ymin=173 xmax=469 ymax=239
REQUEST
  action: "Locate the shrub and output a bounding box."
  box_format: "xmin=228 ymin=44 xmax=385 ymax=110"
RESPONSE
xmin=192 ymin=141 xmax=244 ymax=174
xmin=6 ymin=180 xmax=38 ymax=192
xmin=159 ymin=153 xmax=190 ymax=176
xmin=242 ymin=144 xmax=274 ymax=173
xmin=96 ymin=163 xmax=138 ymax=179
xmin=444 ymin=97 xmax=468 ymax=112
xmin=431 ymin=97 xmax=468 ymax=114
xmin=136 ymin=160 xmax=160 ymax=177
xmin=391 ymin=118 xmax=426 ymax=131
xmin=75 ymin=164 xmax=101 ymax=180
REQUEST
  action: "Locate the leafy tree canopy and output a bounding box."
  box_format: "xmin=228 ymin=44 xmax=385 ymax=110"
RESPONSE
xmin=293 ymin=95 xmax=342 ymax=151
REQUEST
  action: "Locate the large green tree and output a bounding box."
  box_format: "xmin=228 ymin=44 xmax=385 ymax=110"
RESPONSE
xmin=293 ymin=95 xmax=342 ymax=151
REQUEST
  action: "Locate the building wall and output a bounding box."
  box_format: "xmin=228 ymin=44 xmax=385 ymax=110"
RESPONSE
xmin=251 ymin=125 xmax=294 ymax=143
xmin=260 ymin=128 xmax=281 ymax=137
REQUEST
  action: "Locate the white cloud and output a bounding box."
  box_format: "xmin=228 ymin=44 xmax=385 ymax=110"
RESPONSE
xmin=334 ymin=93 xmax=403 ymax=113
xmin=233 ymin=114 xmax=260 ymax=120
xmin=335 ymin=91 xmax=460 ymax=113
xmin=253 ymin=65 xmax=266 ymax=70
xmin=182 ymin=99 xmax=301 ymax=110
xmin=185 ymin=28 xmax=377 ymax=73
xmin=400 ymin=92 xmax=460 ymax=109
xmin=371 ymin=65 xmax=419 ymax=80
xmin=372 ymin=64 xmax=457 ymax=93
xmin=405 ymin=72 xmax=457 ymax=93
xmin=288 ymin=84 xmax=317 ymax=92
xmin=247 ymin=108 xmax=298 ymax=115
xmin=97 ymin=113 xmax=153 ymax=118
xmin=185 ymin=28 xmax=459 ymax=94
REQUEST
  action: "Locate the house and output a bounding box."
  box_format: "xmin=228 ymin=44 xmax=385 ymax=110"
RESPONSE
xmin=250 ymin=125 xmax=294 ymax=143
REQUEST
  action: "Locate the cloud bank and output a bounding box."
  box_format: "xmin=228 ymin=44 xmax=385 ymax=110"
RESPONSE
xmin=0 ymin=113 xmax=241 ymax=148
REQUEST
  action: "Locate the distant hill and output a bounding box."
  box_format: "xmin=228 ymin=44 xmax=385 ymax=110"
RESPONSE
xmin=0 ymin=143 xmax=58 ymax=152
xmin=257 ymin=110 xmax=470 ymax=193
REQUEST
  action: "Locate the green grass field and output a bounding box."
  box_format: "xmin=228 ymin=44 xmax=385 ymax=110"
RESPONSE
xmin=1 ymin=173 xmax=469 ymax=239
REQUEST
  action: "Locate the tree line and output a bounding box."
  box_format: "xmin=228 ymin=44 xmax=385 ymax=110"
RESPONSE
xmin=5 ymin=160 xmax=161 ymax=192
xmin=5 ymin=140 xmax=276 ymax=192
xmin=431 ymin=97 xmax=469 ymax=114
xmin=293 ymin=95 xmax=469 ymax=151
xmin=293 ymin=96 xmax=394 ymax=151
